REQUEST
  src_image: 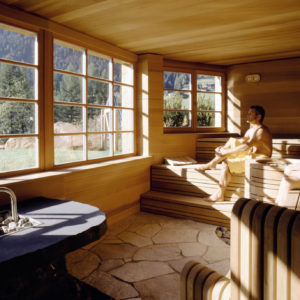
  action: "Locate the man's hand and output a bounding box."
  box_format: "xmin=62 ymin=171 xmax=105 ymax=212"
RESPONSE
xmin=215 ymin=146 xmax=228 ymax=157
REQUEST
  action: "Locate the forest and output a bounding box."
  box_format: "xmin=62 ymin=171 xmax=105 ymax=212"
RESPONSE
xmin=163 ymin=71 xmax=220 ymax=128
xmin=0 ymin=25 xmax=219 ymax=141
xmin=0 ymin=26 xmax=132 ymax=141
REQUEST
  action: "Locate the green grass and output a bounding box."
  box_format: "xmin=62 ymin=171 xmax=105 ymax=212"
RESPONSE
xmin=0 ymin=148 xmax=129 ymax=172
xmin=0 ymin=148 xmax=36 ymax=172
xmin=54 ymin=148 xmax=111 ymax=164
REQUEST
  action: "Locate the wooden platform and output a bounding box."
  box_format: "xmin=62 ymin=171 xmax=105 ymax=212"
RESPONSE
xmin=141 ymin=138 xmax=300 ymax=226
xmin=196 ymin=138 xmax=300 ymax=162
xmin=150 ymin=164 xmax=245 ymax=201
xmin=140 ymin=190 xmax=233 ymax=227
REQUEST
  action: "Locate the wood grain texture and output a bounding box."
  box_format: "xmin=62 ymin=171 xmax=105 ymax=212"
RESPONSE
xmin=291 ymin=214 xmax=300 ymax=300
xmin=181 ymin=260 xmax=202 ymax=300
xmin=230 ymin=198 xmax=250 ymax=300
xmin=239 ymin=200 xmax=260 ymax=300
xmin=0 ymin=157 xmax=152 ymax=224
xmin=227 ymin=58 xmax=300 ymax=136
xmin=202 ymin=271 xmax=224 ymax=300
xmin=180 ymin=261 xmax=229 ymax=300
xmin=251 ymin=202 xmax=272 ymax=300
xmin=276 ymin=209 xmax=297 ymax=300
xmin=263 ymin=206 xmax=286 ymax=300
xmin=0 ymin=0 xmax=299 ymax=65
xmin=181 ymin=199 xmax=300 ymax=300
xmin=140 ymin=190 xmax=233 ymax=226
xmin=187 ymin=264 xmax=208 ymax=300
xmin=151 ymin=164 xmax=245 ymax=201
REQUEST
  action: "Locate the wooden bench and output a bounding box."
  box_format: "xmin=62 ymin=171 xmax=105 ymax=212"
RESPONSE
xmin=196 ymin=138 xmax=300 ymax=162
xmin=140 ymin=138 xmax=300 ymax=226
xmin=180 ymin=198 xmax=300 ymax=300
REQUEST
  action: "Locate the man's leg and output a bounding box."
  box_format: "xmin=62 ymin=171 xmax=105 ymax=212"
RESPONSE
xmin=195 ymin=138 xmax=237 ymax=172
xmin=195 ymin=154 xmax=225 ymax=171
xmin=202 ymin=161 xmax=232 ymax=202
xmin=276 ymin=164 xmax=300 ymax=207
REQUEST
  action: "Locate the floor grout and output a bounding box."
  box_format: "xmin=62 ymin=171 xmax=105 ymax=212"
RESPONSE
xmin=65 ymin=212 xmax=230 ymax=300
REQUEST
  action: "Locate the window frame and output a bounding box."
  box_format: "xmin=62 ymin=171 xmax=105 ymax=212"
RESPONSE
xmin=0 ymin=21 xmax=136 ymax=177
xmin=46 ymin=34 xmax=136 ymax=170
xmin=163 ymin=67 xmax=226 ymax=133
xmin=0 ymin=21 xmax=45 ymax=176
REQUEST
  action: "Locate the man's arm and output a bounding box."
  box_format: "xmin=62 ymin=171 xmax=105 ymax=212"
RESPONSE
xmin=215 ymin=132 xmax=251 ymax=156
xmin=216 ymin=142 xmax=250 ymax=156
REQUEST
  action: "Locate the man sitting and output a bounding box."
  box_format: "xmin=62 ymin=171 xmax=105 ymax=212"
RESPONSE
xmin=196 ymin=105 xmax=272 ymax=202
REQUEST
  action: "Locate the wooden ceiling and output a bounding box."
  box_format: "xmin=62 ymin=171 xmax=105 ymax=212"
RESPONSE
xmin=1 ymin=0 xmax=300 ymax=65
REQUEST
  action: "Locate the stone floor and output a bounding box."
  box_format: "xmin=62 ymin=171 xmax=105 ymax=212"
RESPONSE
xmin=65 ymin=212 xmax=230 ymax=300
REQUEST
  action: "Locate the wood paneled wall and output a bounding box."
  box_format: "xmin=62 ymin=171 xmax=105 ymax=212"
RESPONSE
xmin=0 ymin=157 xmax=152 ymax=224
xmin=227 ymin=58 xmax=300 ymax=136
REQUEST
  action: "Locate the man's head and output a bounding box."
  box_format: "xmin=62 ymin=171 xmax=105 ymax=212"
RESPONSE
xmin=247 ymin=105 xmax=265 ymax=124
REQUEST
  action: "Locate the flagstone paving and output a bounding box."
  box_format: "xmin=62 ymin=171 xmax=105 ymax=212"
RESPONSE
xmin=65 ymin=212 xmax=230 ymax=300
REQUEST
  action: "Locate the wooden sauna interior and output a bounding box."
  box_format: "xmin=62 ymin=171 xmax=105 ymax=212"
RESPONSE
xmin=0 ymin=0 xmax=299 ymax=225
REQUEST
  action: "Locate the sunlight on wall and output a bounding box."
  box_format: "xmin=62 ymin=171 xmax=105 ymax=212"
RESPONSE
xmin=227 ymin=89 xmax=241 ymax=135
xmin=141 ymin=73 xmax=149 ymax=156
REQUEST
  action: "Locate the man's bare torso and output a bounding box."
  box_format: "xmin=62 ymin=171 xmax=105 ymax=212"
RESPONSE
xmin=244 ymin=124 xmax=272 ymax=157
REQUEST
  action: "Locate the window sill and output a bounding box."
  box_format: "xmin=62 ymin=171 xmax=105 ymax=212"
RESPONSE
xmin=0 ymin=155 xmax=152 ymax=185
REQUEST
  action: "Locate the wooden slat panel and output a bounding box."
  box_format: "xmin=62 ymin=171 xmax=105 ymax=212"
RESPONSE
xmin=187 ymin=264 xmax=208 ymax=300
xmin=263 ymin=206 xmax=286 ymax=300
xmin=251 ymin=202 xmax=272 ymax=300
xmin=230 ymin=198 xmax=250 ymax=300
xmin=291 ymin=214 xmax=300 ymax=300
xmin=141 ymin=191 xmax=233 ymax=210
xmin=239 ymin=200 xmax=259 ymax=300
xmin=220 ymin=283 xmax=230 ymax=300
xmin=197 ymin=138 xmax=300 ymax=162
xmin=249 ymin=161 xmax=300 ymax=206
xmin=151 ymin=165 xmax=245 ymax=201
xmin=141 ymin=198 xmax=231 ymax=219
xmin=1 ymin=1 xmax=300 ymax=65
xmin=276 ymin=209 xmax=297 ymax=300
xmin=140 ymin=192 xmax=232 ymax=227
xmin=202 ymin=271 xmax=224 ymax=300
xmin=212 ymin=278 xmax=231 ymax=300
xmin=194 ymin=268 xmax=214 ymax=300
xmin=181 ymin=261 xmax=202 ymax=300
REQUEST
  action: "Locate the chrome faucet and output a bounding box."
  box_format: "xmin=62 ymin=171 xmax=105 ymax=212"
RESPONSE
xmin=0 ymin=187 xmax=18 ymax=222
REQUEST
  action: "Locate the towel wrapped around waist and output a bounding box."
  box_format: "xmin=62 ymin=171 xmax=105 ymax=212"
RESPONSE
xmin=226 ymin=138 xmax=267 ymax=174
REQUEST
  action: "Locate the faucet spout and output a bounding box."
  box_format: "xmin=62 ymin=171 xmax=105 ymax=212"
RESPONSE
xmin=0 ymin=187 xmax=18 ymax=222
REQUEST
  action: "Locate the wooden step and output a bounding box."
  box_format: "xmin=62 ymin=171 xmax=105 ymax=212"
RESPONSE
xmin=140 ymin=190 xmax=234 ymax=227
xmin=151 ymin=164 xmax=245 ymax=201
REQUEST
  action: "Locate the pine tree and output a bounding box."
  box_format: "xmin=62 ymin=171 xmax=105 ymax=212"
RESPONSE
xmin=54 ymin=63 xmax=82 ymax=124
xmin=0 ymin=62 xmax=34 ymax=135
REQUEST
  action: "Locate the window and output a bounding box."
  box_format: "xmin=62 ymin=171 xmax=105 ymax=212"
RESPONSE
xmin=0 ymin=23 xmax=39 ymax=173
xmin=53 ymin=40 xmax=134 ymax=165
xmin=196 ymin=74 xmax=222 ymax=128
xmin=163 ymin=70 xmax=225 ymax=132
xmin=163 ymin=71 xmax=192 ymax=128
xmin=0 ymin=21 xmax=135 ymax=175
